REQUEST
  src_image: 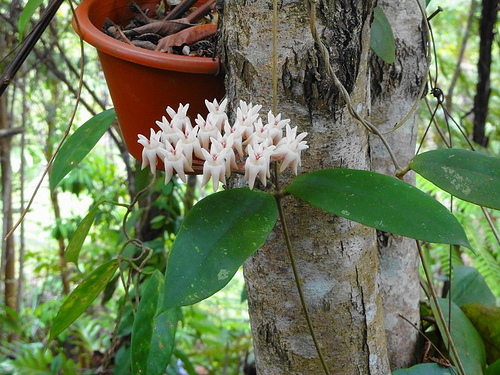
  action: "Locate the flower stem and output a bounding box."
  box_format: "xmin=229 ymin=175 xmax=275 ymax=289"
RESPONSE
xmin=275 ymin=193 xmax=332 ymax=375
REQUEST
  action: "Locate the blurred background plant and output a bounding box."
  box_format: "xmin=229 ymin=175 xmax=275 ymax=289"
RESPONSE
xmin=0 ymin=0 xmax=498 ymax=373
xmin=418 ymin=0 xmax=500 ymax=299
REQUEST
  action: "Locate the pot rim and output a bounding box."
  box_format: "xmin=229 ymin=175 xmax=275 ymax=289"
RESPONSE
xmin=71 ymin=0 xmax=223 ymax=74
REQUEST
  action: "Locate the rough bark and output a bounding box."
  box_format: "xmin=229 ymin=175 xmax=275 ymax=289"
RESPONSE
xmin=224 ymin=1 xmax=390 ymax=373
xmin=472 ymin=0 xmax=498 ymax=147
xmin=369 ymin=1 xmax=427 ymax=370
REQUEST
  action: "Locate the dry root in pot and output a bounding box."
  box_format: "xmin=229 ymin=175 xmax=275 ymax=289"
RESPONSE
xmin=103 ymin=0 xmax=218 ymax=56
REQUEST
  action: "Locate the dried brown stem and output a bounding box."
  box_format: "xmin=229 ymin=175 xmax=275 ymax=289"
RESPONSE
xmin=186 ymin=0 xmax=215 ymax=23
xmin=125 ymin=20 xmax=192 ymax=38
xmin=164 ymin=0 xmax=197 ymax=20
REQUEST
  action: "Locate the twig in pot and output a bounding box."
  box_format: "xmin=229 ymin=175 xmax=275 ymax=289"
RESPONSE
xmin=164 ymin=0 xmax=198 ymax=20
xmin=156 ymin=23 xmax=216 ymax=52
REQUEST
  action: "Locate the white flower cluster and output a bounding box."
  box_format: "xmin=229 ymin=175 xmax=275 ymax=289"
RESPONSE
xmin=137 ymin=99 xmax=309 ymax=191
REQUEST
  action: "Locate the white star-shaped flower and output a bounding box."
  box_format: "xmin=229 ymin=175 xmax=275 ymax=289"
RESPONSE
xmin=196 ymin=114 xmax=220 ymax=150
xmin=244 ymin=141 xmax=275 ymax=190
xmin=235 ymin=101 xmax=261 ymax=139
xmin=211 ymin=134 xmax=238 ymax=177
xmin=155 ymin=115 xmax=180 ymax=145
xmin=205 ymin=98 xmax=228 ymax=130
xmin=176 ymin=125 xmax=202 ymax=165
xmin=223 ymin=121 xmax=244 ymax=157
xmin=137 ymin=129 xmax=164 ymax=173
xmin=201 ymin=144 xmax=228 ymax=192
xmin=273 ymin=124 xmax=309 ymax=174
xmin=265 ymin=111 xmax=290 ymax=144
xmin=144 ymin=99 xmax=308 ymax=191
xmin=244 ymin=118 xmax=271 ymax=148
xmin=157 ymin=140 xmax=193 ymax=184
xmin=239 ymin=100 xmax=262 ymax=119
xmin=169 ymin=103 xmax=192 ymax=131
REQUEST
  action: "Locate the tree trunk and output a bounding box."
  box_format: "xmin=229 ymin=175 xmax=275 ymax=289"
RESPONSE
xmin=472 ymin=0 xmax=498 ymax=147
xmin=369 ymin=0 xmax=427 ymax=370
xmin=224 ymin=1 xmax=390 ymax=373
xmin=0 ymin=86 xmax=17 ymax=335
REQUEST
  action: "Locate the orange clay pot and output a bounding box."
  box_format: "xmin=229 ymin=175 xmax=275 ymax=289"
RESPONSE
xmin=72 ymin=0 xmax=225 ymax=167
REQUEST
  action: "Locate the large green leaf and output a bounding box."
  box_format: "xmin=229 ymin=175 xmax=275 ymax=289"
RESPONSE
xmin=285 ymin=169 xmax=471 ymax=249
xmin=131 ymin=271 xmax=177 ymax=375
xmin=370 ymin=6 xmax=396 ymax=64
xmin=411 ymin=149 xmax=500 ymax=210
xmin=18 ymin=0 xmax=45 ymax=41
xmin=432 ymin=297 xmax=486 ymax=375
xmin=50 ymin=109 xmax=115 ymax=192
xmin=461 ymin=303 xmax=500 ymax=365
xmin=48 ymin=259 xmax=118 ymax=343
xmin=451 ymin=265 xmax=496 ymax=307
xmin=65 ymin=200 xmax=104 ymax=269
xmin=392 ymin=363 xmax=456 ymax=374
xmin=163 ymin=188 xmax=277 ymax=309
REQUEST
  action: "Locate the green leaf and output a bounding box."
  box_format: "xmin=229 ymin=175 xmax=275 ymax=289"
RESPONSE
xmin=48 ymin=259 xmax=118 ymax=343
xmin=433 ymin=297 xmax=486 ymax=374
xmin=240 ymin=284 xmax=248 ymax=303
xmin=18 ymin=0 xmax=45 ymax=41
xmin=163 ymin=188 xmax=277 ymax=309
xmin=410 ymin=149 xmax=500 ymax=210
xmin=451 ymin=265 xmax=496 ymax=307
xmin=486 ymin=359 xmax=500 ymax=375
xmin=370 ymin=6 xmax=396 ymax=64
xmin=50 ymin=109 xmax=115 ymax=192
xmin=461 ymin=303 xmax=500 ymax=365
xmin=285 ymin=169 xmax=471 ymax=249
xmin=392 ymin=363 xmax=456 ymax=374
xmin=65 ymin=201 xmax=103 ymax=269
xmin=131 ymin=271 xmax=177 ymax=375
xmin=113 ymin=346 xmax=132 ymax=375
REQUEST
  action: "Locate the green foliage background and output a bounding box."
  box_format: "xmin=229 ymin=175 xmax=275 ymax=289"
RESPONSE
xmin=0 ymin=0 xmax=498 ymax=374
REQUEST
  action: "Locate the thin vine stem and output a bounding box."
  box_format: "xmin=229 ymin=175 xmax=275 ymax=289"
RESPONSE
xmin=275 ymin=193 xmax=332 ymax=375
xmin=306 ymin=0 xmax=402 ymax=172
xmin=399 ymin=314 xmax=459 ymax=375
xmin=384 ymin=0 xmax=432 ymax=133
xmin=121 ymin=174 xmax=156 ymax=241
xmin=103 ymin=174 xmax=159 ymax=368
xmin=481 ymin=206 xmax=500 ymax=246
xmin=422 ymin=97 xmax=451 ymax=149
xmin=416 ymin=240 xmax=466 ymax=375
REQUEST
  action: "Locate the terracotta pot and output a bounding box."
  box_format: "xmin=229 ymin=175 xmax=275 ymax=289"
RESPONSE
xmin=72 ymin=0 xmax=225 ymax=166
